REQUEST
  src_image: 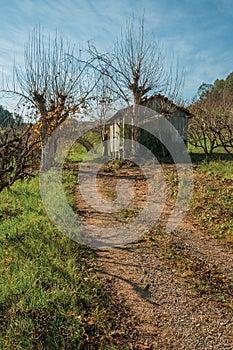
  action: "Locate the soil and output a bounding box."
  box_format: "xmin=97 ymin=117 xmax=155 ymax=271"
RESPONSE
xmin=73 ymin=162 xmax=233 ymax=350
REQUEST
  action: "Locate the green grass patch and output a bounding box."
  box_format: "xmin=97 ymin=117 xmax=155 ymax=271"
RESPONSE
xmin=65 ymin=130 xmax=101 ymax=164
xmin=0 ymin=178 xmax=129 ymax=349
xmin=65 ymin=141 xmax=87 ymax=163
xmin=196 ymin=159 xmax=233 ymax=179
xmin=62 ymin=169 xmax=78 ymax=208
xmin=188 ymin=140 xmax=231 ymax=164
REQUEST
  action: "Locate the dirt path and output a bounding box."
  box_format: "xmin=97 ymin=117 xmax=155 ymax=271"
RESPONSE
xmin=74 ymin=163 xmax=233 ymax=349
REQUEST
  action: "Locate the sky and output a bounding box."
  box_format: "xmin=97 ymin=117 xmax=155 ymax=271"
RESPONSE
xmin=0 ymin=0 xmax=232 ymax=110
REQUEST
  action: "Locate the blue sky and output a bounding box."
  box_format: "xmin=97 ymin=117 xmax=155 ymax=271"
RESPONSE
xmin=0 ymin=0 xmax=232 ymax=109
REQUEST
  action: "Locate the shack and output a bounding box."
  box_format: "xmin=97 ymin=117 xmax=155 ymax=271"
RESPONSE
xmin=108 ymin=94 xmax=193 ymax=159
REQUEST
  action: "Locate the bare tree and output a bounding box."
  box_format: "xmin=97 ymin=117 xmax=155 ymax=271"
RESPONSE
xmin=88 ymin=16 xmax=184 ymax=106
xmin=0 ymin=123 xmax=40 ymax=192
xmin=189 ymin=87 xmax=233 ymax=160
xmin=1 ymin=27 xmax=97 ymax=167
xmin=188 ymin=105 xmax=219 ymax=160
xmin=82 ymin=73 xmax=119 ymax=156
xmin=209 ymin=92 xmax=233 ymax=158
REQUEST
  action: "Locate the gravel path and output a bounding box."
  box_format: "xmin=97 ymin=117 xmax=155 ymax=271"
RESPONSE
xmin=74 ymin=163 xmax=233 ymax=349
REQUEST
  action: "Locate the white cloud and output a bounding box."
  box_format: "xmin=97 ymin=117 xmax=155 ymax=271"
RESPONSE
xmin=0 ymin=0 xmax=232 ymax=108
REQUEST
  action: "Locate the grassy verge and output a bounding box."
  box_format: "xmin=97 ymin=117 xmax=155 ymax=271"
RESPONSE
xmin=190 ymin=160 xmax=232 ymax=243
xmin=0 ymin=176 xmax=129 ymax=349
xmin=161 ymin=155 xmax=232 ymax=244
xmin=145 ymin=156 xmax=233 ymax=308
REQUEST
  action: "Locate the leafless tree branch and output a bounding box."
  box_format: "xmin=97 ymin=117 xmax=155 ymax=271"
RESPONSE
xmin=87 ymin=15 xmax=184 ymax=106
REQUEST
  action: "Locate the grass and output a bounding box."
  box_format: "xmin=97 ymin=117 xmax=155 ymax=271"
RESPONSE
xmin=161 ymin=144 xmax=232 ymax=244
xmin=196 ymin=159 xmax=233 ymax=179
xmin=65 ymin=130 xmax=102 ymax=164
xmin=62 ymin=168 xmax=79 ymax=208
xmin=146 ymin=151 xmax=233 ymax=305
xmin=0 ymin=176 xmax=129 ymax=349
xmin=190 ymin=159 xmax=232 ymax=243
xmin=64 ymin=141 xmax=87 ymax=163
xmin=1 ymin=134 xmax=231 ymax=348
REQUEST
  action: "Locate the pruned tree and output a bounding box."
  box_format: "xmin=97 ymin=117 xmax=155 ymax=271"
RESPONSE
xmin=208 ymin=91 xmax=233 ymax=158
xmin=88 ymin=15 xmax=184 ymax=106
xmin=1 ymin=27 xmax=97 ymax=168
xmin=189 ymin=78 xmax=233 ymax=160
xmin=188 ymin=104 xmax=219 ymax=160
xmin=83 ymin=15 xmax=185 ymax=158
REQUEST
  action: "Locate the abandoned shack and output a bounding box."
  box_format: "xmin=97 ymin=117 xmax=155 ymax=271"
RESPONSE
xmin=108 ymin=94 xmax=193 ymax=159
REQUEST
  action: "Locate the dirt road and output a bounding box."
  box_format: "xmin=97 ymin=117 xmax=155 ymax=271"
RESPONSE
xmin=74 ymin=163 xmax=233 ymax=349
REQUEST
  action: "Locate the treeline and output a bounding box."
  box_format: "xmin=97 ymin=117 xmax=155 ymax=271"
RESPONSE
xmin=195 ymin=72 xmax=233 ymax=100
xmin=0 ymin=105 xmax=23 ymax=128
xmin=189 ymin=72 xmax=233 ymax=159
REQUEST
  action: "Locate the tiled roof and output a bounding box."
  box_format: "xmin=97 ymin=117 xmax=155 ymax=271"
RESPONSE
xmin=141 ymin=93 xmax=194 ymax=117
